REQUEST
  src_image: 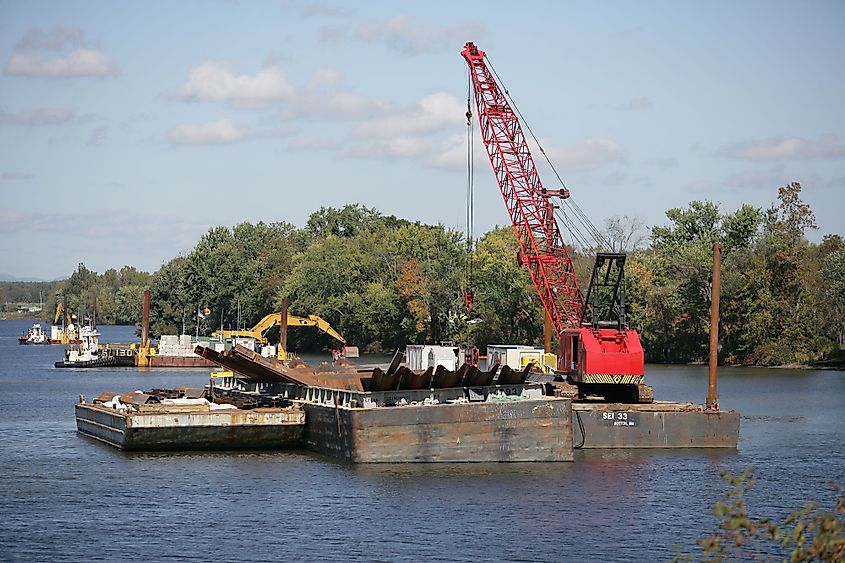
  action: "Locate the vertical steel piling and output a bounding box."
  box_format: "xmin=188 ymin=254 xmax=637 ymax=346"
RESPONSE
xmin=707 ymin=243 xmax=721 ymax=411
xmin=279 ymin=298 xmax=289 ymax=360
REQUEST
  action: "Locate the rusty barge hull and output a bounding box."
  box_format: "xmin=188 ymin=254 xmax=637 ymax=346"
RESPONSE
xmin=75 ymin=404 xmax=304 ymax=451
xmin=148 ymin=355 xmax=218 ymax=368
xmin=572 ymin=402 xmax=740 ymax=448
xmin=302 ymin=399 xmax=573 ymax=463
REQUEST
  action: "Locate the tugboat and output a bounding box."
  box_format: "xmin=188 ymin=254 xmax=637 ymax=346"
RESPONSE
xmin=19 ymin=323 xmax=49 ymax=345
xmin=54 ymin=325 xmax=134 ymax=368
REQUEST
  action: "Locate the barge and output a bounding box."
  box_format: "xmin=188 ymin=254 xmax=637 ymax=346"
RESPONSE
xmin=75 ymin=390 xmax=304 ymax=451
xmin=75 ymin=346 xmax=739 ymax=462
xmin=75 ymin=383 xmax=574 ymax=461
xmin=571 ymin=401 xmax=739 ymax=449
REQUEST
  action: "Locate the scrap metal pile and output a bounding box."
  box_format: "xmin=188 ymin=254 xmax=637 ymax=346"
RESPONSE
xmin=196 ymin=344 xmax=536 ymax=393
xmin=88 ymin=386 xmax=293 ymax=412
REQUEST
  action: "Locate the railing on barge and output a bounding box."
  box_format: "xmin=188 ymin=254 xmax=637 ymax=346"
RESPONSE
xmin=210 ymin=376 xmax=545 ymax=409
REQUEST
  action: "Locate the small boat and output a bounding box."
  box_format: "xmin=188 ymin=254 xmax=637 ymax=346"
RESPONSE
xmin=19 ymin=323 xmax=49 ymax=345
xmin=55 ymin=325 xmax=131 ymax=368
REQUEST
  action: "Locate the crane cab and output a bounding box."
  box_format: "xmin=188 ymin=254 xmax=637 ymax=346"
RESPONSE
xmin=557 ymin=252 xmax=649 ymax=402
xmin=559 ymin=326 xmax=644 ymax=385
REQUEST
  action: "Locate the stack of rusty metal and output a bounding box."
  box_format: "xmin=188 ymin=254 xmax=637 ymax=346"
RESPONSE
xmin=196 ymin=345 xmax=366 ymax=391
xmin=366 ymin=362 xmax=530 ymax=392
xmin=197 ymin=345 xmax=535 ymax=393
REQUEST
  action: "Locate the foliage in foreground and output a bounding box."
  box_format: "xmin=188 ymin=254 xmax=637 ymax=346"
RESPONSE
xmin=674 ymin=469 xmax=845 ymax=562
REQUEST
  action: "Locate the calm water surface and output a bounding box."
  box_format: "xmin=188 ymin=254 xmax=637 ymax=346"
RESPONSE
xmin=1 ymin=320 xmax=843 ymax=561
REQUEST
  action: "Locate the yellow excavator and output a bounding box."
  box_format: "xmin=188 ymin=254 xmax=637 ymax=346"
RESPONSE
xmin=53 ymin=303 xmax=79 ymax=344
xmin=212 ymin=309 xmax=356 ymax=361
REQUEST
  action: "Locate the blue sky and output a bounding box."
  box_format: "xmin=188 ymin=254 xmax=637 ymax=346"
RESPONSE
xmin=1 ymin=0 xmax=843 ymax=280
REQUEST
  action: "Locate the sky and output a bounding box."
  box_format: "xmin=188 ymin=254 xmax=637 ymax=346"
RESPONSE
xmin=1 ymin=0 xmax=843 ymax=280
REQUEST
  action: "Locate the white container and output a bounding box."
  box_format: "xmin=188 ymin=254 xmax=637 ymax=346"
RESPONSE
xmin=160 ymin=335 xmax=178 ymax=346
xmin=232 ymin=336 xmax=256 ymax=350
xmin=406 ymin=345 xmax=461 ymax=371
xmin=486 ymin=345 xmax=545 ymax=371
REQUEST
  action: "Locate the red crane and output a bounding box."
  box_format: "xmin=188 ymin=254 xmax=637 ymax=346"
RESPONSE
xmin=462 ymin=42 xmax=649 ymax=402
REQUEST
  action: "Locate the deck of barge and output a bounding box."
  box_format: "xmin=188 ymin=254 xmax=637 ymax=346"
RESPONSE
xmin=572 ymin=401 xmax=740 ymax=448
xmin=75 ymin=403 xmax=304 ymax=451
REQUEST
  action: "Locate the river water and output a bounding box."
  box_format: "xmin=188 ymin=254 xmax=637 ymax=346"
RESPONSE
xmin=1 ymin=319 xmax=843 ymax=561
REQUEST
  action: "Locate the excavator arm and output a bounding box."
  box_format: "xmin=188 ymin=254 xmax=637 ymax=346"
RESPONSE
xmin=212 ymin=313 xmax=347 ymax=347
xmin=288 ymin=315 xmax=347 ymax=345
xmin=54 ymin=303 xmax=64 ymax=324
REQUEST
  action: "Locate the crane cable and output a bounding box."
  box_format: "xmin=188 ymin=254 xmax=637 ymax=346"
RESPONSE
xmin=485 ymin=56 xmax=611 ymax=252
xmin=464 ymin=68 xmax=476 ymax=315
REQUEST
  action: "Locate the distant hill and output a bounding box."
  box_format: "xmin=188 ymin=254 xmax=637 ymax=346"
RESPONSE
xmin=0 ymin=273 xmax=46 ymax=282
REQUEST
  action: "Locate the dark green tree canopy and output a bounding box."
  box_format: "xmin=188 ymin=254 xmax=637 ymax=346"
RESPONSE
xmin=32 ymin=184 xmax=842 ymax=365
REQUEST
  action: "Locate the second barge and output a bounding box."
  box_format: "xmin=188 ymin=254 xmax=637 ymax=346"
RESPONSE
xmin=76 ymin=391 xmax=304 ymax=451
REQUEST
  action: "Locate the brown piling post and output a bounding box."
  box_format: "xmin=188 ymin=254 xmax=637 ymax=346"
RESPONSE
xmin=279 ymin=297 xmax=290 ymax=360
xmin=707 ymin=243 xmax=721 ymax=411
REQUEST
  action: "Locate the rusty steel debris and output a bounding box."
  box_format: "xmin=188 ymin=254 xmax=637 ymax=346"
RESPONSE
xmin=196 ymin=345 xmax=366 ymax=391
xmin=197 ymin=344 xmax=540 ymax=394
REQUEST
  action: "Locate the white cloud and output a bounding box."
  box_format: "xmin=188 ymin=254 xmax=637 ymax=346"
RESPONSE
xmin=5 ymin=49 xmax=117 ymax=77
xmin=179 ymin=62 xmax=293 ymax=106
xmin=719 ymin=135 xmax=845 ymax=161
xmin=351 ymin=92 xmax=463 ymax=137
xmin=427 ymin=133 xmax=477 ymax=170
xmin=167 ymin=119 xmax=248 ymax=145
xmin=539 ymin=137 xmax=626 ymax=172
xmin=5 ymin=28 xmax=116 ymax=77
xmin=280 ymin=70 xmax=391 ymax=119
xmin=0 ymin=107 xmax=75 ymax=125
xmin=308 ymin=68 xmax=341 ymax=87
xmin=351 ymin=14 xmax=484 ymax=56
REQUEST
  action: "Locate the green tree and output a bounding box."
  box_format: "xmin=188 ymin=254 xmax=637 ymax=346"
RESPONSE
xmin=468 ymin=227 xmax=544 ymax=349
xmin=727 ymin=182 xmax=830 ymax=365
xmin=631 ymin=201 xmax=763 ymax=363
xmin=149 ymin=257 xmax=189 ymax=336
xmin=821 ymin=246 xmax=845 ymax=347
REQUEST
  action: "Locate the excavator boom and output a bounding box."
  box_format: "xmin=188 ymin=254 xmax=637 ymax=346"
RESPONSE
xmin=213 ymin=313 xmax=347 ymax=347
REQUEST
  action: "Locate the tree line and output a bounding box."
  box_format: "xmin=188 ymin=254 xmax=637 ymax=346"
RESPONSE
xmin=0 ymin=281 xmax=60 ymax=312
xmin=33 ymin=183 xmax=844 ymax=366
